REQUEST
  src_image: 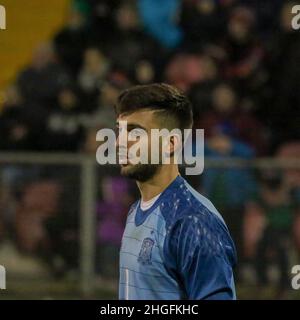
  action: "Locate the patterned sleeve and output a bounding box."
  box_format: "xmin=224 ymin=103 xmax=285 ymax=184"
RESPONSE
xmin=163 ymin=212 xmax=237 ymax=300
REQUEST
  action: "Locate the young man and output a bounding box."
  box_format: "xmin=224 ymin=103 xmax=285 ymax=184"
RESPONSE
xmin=115 ymin=83 xmax=237 ymax=300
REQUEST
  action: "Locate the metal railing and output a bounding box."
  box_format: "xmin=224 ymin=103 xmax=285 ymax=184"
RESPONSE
xmin=0 ymin=152 xmax=299 ymax=295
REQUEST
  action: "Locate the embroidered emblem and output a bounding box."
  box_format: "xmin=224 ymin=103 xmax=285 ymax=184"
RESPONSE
xmin=138 ymin=237 xmax=154 ymax=265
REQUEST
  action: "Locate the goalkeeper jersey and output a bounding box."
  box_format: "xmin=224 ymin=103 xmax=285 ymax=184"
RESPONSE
xmin=119 ymin=175 xmax=237 ymax=300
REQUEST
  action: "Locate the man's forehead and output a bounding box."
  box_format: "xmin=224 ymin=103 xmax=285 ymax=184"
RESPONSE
xmin=117 ymin=109 xmax=160 ymax=127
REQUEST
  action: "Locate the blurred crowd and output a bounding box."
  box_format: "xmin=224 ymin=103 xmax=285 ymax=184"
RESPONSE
xmin=0 ymin=0 xmax=299 ymax=154
xmin=0 ymin=0 xmax=299 ymax=294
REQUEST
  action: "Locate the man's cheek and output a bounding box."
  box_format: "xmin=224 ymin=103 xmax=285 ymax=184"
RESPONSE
xmin=128 ymin=136 xmax=149 ymax=163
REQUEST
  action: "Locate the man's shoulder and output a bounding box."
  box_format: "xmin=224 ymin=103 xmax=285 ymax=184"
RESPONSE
xmin=160 ymin=177 xmax=226 ymax=229
xmin=161 ymin=179 xmax=237 ymax=266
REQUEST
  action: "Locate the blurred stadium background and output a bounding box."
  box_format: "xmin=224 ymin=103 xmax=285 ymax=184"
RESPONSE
xmin=0 ymin=0 xmax=299 ymax=299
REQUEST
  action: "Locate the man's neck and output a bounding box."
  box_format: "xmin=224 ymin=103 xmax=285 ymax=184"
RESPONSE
xmin=137 ymin=165 xmax=180 ymax=202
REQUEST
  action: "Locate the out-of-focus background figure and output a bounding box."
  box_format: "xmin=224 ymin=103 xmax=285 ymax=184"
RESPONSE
xmin=0 ymin=0 xmax=299 ymax=299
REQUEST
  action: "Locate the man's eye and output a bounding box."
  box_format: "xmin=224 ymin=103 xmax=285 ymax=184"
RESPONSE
xmin=130 ymin=128 xmax=144 ymax=137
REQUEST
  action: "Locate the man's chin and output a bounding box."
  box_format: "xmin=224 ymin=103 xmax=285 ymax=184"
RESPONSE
xmin=120 ymin=163 xmax=142 ymax=179
xmin=119 ymin=163 xmax=160 ymax=182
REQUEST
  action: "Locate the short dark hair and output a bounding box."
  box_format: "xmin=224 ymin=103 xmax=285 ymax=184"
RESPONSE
xmin=115 ymin=83 xmax=193 ymax=131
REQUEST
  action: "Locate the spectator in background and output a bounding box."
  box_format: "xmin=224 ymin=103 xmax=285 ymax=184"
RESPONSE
xmin=108 ymin=1 xmax=159 ymax=80
xmin=221 ymin=6 xmax=265 ymax=97
xmin=14 ymin=180 xmax=61 ymax=255
xmin=137 ymin=0 xmax=183 ymax=49
xmin=85 ymin=0 xmax=120 ymax=45
xmin=188 ymin=79 xmax=219 ymax=121
xmin=44 ymin=87 xmax=84 ymax=151
xmin=17 ymin=43 xmax=71 ymax=108
xmin=165 ymin=53 xmax=218 ymax=92
xmin=79 ymin=72 xmax=131 ymax=135
xmin=0 ymin=86 xmax=46 ymax=151
xmin=239 ymin=0 xmax=283 ymax=39
xmin=78 ymin=47 xmax=109 ymax=112
xmin=54 ymin=2 xmax=90 ymax=76
xmin=180 ymin=0 xmax=228 ymax=50
xmin=262 ymin=1 xmax=300 ymax=150
xmin=196 ymin=82 xmax=268 ymax=155
xmin=95 ymin=74 xmax=130 ymax=129
xmin=81 ymin=73 xmax=130 ymax=132
xmin=202 ymin=123 xmax=256 ymax=209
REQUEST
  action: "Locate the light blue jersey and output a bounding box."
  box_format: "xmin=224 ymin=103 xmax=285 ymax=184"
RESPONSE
xmin=119 ymin=175 xmax=237 ymax=300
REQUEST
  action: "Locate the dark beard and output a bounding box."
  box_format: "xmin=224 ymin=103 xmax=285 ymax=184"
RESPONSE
xmin=121 ymin=164 xmax=160 ymax=182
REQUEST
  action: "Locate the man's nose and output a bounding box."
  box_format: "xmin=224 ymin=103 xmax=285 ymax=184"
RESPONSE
xmin=115 ymin=130 xmax=127 ymax=149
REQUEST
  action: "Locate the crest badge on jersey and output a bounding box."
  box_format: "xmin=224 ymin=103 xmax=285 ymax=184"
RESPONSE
xmin=138 ymin=237 xmax=155 ymax=265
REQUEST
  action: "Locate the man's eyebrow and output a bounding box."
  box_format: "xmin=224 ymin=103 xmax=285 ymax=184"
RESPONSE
xmin=127 ymin=123 xmax=147 ymax=131
xmin=116 ymin=122 xmax=147 ymax=131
